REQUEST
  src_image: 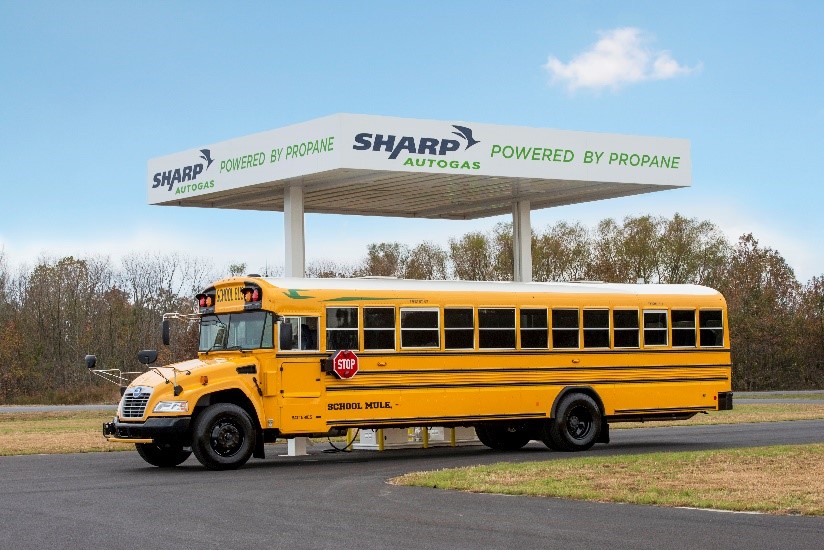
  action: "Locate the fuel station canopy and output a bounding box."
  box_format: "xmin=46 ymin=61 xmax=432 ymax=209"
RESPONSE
xmin=148 ymin=114 xmax=690 ymax=282
xmin=148 ymin=113 xmax=690 ymax=220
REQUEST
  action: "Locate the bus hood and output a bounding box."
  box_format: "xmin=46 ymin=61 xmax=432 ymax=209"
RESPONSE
xmin=127 ymin=356 xmax=244 ymax=388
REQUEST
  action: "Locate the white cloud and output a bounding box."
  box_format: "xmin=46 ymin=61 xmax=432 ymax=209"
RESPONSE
xmin=544 ymin=27 xmax=701 ymax=92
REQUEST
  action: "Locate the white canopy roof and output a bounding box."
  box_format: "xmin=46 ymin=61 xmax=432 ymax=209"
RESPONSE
xmin=148 ymin=114 xmax=690 ymax=220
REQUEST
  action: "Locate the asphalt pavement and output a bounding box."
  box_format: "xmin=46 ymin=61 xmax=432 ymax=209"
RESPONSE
xmin=1 ymin=420 xmax=822 ymax=550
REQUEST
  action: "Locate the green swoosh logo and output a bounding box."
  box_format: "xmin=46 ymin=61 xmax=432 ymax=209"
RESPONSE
xmin=283 ymin=289 xmax=314 ymax=300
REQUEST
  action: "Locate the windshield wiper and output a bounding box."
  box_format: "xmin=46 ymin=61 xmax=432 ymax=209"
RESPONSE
xmin=222 ymin=344 xmax=253 ymax=352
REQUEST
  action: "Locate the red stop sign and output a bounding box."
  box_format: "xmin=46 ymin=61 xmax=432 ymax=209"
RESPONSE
xmin=331 ymin=350 xmax=359 ymax=379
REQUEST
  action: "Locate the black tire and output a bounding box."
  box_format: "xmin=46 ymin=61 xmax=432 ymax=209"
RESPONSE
xmin=475 ymin=423 xmax=531 ymax=451
xmin=539 ymin=422 xmax=563 ymax=451
xmin=544 ymin=393 xmax=602 ymax=452
xmin=135 ymin=442 xmax=191 ymax=468
xmin=191 ymin=403 xmax=256 ymax=470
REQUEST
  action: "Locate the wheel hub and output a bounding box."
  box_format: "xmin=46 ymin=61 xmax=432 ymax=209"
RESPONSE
xmin=211 ymin=420 xmax=243 ymax=456
xmin=568 ymin=411 xmax=591 ymax=439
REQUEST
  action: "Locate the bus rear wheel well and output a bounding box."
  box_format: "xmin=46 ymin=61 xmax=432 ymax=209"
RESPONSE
xmin=550 ymin=387 xmax=609 ymax=445
xmin=551 ymin=387 xmax=604 ymax=418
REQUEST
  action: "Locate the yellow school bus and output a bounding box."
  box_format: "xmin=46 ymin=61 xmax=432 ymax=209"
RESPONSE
xmin=95 ymin=276 xmax=732 ymax=470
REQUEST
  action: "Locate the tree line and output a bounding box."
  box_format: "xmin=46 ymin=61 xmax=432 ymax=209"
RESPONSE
xmin=0 ymin=213 xmax=821 ymax=403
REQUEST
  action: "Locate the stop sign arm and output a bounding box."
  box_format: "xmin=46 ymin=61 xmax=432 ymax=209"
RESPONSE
xmin=331 ymin=350 xmax=359 ymax=379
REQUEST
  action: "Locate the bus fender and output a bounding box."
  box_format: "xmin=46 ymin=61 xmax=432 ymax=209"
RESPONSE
xmin=193 ymin=388 xmax=262 ymax=431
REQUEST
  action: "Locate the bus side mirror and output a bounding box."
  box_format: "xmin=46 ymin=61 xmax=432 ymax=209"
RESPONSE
xmin=85 ymin=355 xmax=97 ymax=370
xmin=161 ymin=319 xmax=171 ymax=346
xmin=279 ymin=323 xmax=293 ymax=351
xmin=138 ymin=350 xmax=158 ymax=365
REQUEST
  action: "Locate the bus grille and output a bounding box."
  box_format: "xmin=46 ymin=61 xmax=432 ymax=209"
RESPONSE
xmin=120 ymin=387 xmax=152 ymax=418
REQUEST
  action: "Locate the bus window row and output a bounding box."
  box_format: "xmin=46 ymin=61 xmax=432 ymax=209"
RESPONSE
xmin=280 ymin=307 xmax=725 ymax=352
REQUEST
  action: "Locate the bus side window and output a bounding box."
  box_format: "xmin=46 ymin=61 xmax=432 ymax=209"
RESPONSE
xmin=520 ymin=308 xmax=548 ymax=349
xmin=326 ymin=307 xmax=359 ymax=351
xmin=672 ymin=310 xmax=697 ymax=347
xmin=281 ymin=316 xmax=318 ymax=351
xmin=479 ymin=308 xmax=515 ymax=349
xmin=280 ymin=317 xmax=299 ymax=350
xmin=300 ymin=317 xmax=319 ymax=350
xmin=583 ymin=309 xmax=610 ymax=348
xmin=643 ymin=310 xmax=668 ymax=346
xmin=364 ymin=307 xmax=395 ymax=350
xmin=699 ymin=310 xmax=724 ymax=347
xmin=613 ymin=309 xmax=639 ymax=348
xmin=445 ymin=308 xmax=474 ymax=349
xmin=400 ymin=308 xmax=440 ymax=349
xmin=552 ymin=308 xmax=579 ymax=349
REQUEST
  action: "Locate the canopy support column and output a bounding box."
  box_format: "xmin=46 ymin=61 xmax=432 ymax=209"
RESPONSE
xmin=513 ymin=200 xmax=532 ymax=283
xmin=284 ymin=185 xmax=306 ymax=278
xmin=284 ymin=184 xmax=308 ymax=457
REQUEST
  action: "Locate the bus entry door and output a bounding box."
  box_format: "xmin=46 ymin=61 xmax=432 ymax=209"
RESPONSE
xmin=279 ymin=361 xmax=323 ymax=433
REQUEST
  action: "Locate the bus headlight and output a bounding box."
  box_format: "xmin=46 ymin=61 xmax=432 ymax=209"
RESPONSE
xmin=153 ymin=401 xmax=189 ymax=413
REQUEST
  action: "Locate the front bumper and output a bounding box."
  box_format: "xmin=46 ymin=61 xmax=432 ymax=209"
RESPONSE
xmin=103 ymin=416 xmax=191 ymax=443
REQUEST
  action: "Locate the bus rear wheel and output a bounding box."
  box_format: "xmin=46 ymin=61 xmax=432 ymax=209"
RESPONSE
xmin=135 ymin=442 xmax=191 ymax=467
xmin=543 ymin=393 xmax=601 ymax=452
xmin=191 ymin=403 xmax=256 ymax=470
xmin=475 ymin=423 xmax=531 ymax=451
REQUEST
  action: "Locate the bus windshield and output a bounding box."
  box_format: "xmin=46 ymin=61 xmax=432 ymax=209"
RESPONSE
xmin=199 ymin=311 xmax=275 ymax=352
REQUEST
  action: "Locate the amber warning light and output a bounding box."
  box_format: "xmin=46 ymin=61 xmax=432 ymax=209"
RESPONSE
xmin=242 ymin=287 xmax=260 ymax=302
xmin=196 ymin=285 xmax=261 ymax=311
xmin=195 ymin=290 xmax=216 ymax=311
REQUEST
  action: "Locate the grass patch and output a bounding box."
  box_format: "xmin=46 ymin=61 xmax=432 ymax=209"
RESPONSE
xmin=0 ymin=409 xmax=131 ymax=456
xmin=736 ymin=392 xmax=824 ymax=400
xmin=1 ymin=386 xmax=122 ymax=406
xmin=615 ymin=403 xmax=824 ymax=428
xmin=393 ymin=444 xmax=824 ymax=516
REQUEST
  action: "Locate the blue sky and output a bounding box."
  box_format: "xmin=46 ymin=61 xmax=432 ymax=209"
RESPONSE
xmin=1 ymin=1 xmax=822 ymax=281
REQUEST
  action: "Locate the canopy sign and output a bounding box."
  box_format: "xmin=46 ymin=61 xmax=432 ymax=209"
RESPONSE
xmin=148 ymin=114 xmax=690 ymax=220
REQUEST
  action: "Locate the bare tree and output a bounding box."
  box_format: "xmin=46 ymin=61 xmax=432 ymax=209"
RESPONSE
xmin=657 ymin=214 xmax=730 ymax=285
xmin=306 ymin=259 xmax=357 ymax=278
xmin=228 ymin=262 xmax=247 ymax=276
xmin=590 ymin=218 xmax=628 ymax=282
xmin=798 ymin=276 xmax=824 ymax=388
xmin=620 ymin=215 xmax=662 ymax=283
xmin=359 ymin=242 xmax=409 ymax=277
xmin=403 ymin=241 xmax=449 ymax=280
xmin=532 ymin=221 xmax=592 ymax=281
xmin=449 ymin=232 xmax=494 ymax=281
xmin=0 ymin=250 xmax=9 ymax=316
xmin=719 ymin=234 xmax=801 ymax=390
xmin=489 ymin=222 xmax=514 ymax=281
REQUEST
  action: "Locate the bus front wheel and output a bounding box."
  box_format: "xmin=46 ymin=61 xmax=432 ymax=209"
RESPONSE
xmin=543 ymin=393 xmax=601 ymax=452
xmin=191 ymin=403 xmax=256 ymax=470
xmin=135 ymin=442 xmax=191 ymax=467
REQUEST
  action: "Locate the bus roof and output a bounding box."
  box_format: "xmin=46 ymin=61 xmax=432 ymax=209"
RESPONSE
xmin=252 ymin=277 xmax=721 ymax=297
